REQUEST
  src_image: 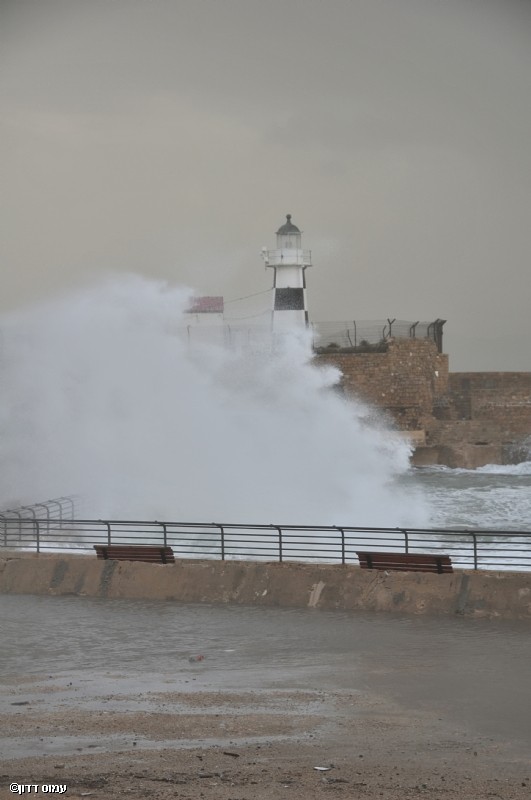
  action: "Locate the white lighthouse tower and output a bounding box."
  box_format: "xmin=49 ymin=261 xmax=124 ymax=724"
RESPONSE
xmin=261 ymin=214 xmax=312 ymax=330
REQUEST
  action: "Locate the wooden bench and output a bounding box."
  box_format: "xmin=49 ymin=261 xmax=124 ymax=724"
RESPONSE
xmin=357 ymin=551 xmax=453 ymax=574
xmin=94 ymin=545 xmax=175 ymax=564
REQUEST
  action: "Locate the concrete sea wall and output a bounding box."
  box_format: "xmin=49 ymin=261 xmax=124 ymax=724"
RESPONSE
xmin=1 ymin=553 xmax=531 ymax=620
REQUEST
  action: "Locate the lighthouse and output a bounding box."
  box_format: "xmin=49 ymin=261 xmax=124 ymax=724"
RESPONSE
xmin=261 ymin=214 xmax=312 ymax=330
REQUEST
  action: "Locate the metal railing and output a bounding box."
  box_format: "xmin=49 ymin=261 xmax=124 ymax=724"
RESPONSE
xmin=1 ymin=519 xmax=530 ymax=572
xmin=262 ymin=249 xmax=312 ymax=266
xmin=0 ymin=497 xmax=79 ymax=537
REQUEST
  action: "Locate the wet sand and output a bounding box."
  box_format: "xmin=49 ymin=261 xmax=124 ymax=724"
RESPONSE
xmin=1 ymin=595 xmax=530 ymax=799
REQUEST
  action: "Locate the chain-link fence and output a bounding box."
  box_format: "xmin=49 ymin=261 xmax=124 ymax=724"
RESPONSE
xmin=168 ymin=318 xmax=446 ymax=353
xmin=311 ymin=319 xmax=445 ymax=353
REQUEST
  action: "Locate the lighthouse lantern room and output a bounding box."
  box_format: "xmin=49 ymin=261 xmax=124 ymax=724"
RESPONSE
xmin=261 ymin=214 xmax=312 ymax=330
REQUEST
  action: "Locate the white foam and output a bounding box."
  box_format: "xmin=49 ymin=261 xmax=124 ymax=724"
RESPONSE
xmin=425 ymin=485 xmax=531 ymax=530
xmin=0 ymin=275 xmax=428 ymax=527
xmin=476 ymin=462 xmax=531 ymax=476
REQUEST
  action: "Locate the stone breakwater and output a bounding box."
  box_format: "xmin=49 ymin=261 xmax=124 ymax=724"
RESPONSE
xmin=317 ymin=341 xmax=531 ymax=468
xmin=1 ymin=553 xmax=531 ymax=620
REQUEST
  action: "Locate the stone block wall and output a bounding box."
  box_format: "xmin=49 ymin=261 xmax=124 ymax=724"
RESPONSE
xmin=315 ymin=343 xmax=531 ymax=467
xmin=446 ymin=373 xmax=531 ymax=434
xmin=316 ymin=338 xmax=449 ymax=430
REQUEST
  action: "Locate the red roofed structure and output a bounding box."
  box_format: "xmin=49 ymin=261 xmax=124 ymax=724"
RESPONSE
xmin=186 ymin=296 xmax=224 ymax=314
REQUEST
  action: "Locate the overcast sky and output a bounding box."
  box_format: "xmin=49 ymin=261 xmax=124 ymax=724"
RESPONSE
xmin=2 ymin=0 xmax=531 ymax=370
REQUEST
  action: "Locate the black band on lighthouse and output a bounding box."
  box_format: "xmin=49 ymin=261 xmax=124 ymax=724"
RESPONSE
xmin=274 ymin=288 xmax=305 ymax=311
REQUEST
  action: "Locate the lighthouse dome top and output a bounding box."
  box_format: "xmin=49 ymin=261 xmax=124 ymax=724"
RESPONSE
xmin=276 ymin=214 xmax=301 ymax=235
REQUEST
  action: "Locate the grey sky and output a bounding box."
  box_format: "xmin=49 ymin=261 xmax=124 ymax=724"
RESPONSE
xmin=2 ymin=0 xmax=531 ymax=370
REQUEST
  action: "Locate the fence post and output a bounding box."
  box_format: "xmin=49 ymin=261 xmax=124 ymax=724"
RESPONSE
xmin=402 ymin=529 xmax=409 ymax=554
xmin=276 ymin=526 xmax=283 ymax=562
xmin=335 ymin=526 xmax=345 ymax=564
xmin=35 ymin=520 xmax=40 ymax=554
xmin=157 ymin=522 xmax=167 ymax=547
xmin=13 ymin=510 xmax=22 ymax=541
xmin=472 ymin=533 xmax=478 ymax=570
xmin=35 ymin=503 xmax=51 ymax=535
xmin=214 ymin=525 xmax=226 ymax=560
xmin=47 ymin=499 xmax=63 ymax=528
xmin=61 ymin=496 xmax=75 ymax=518
xmin=104 ymin=521 xmax=111 ymax=546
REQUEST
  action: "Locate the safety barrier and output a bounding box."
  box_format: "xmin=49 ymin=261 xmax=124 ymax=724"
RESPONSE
xmin=1 ymin=519 xmax=530 ymax=572
xmin=311 ymin=318 xmax=446 ymax=353
xmin=0 ymin=497 xmax=79 ymax=535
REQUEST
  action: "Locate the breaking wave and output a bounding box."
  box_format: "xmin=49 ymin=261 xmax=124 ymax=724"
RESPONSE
xmin=0 ymin=275 xmax=428 ymax=527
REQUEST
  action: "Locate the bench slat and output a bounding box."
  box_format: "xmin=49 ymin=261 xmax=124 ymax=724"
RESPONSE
xmin=94 ymin=545 xmax=175 ymax=564
xmin=357 ymin=551 xmax=452 ymax=574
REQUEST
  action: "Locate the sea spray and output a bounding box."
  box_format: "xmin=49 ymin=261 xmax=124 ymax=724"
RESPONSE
xmin=0 ymin=275 xmax=429 ymax=526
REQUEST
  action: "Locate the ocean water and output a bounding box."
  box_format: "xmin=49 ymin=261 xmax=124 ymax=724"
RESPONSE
xmin=409 ymin=462 xmax=531 ymax=531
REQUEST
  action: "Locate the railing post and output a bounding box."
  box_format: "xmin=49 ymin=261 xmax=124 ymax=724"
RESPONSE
xmin=276 ymin=526 xmax=283 ymax=563
xmin=335 ymin=526 xmax=345 ymax=564
xmin=35 ymin=520 xmax=40 ymax=554
xmin=47 ymin=499 xmax=63 ymax=528
xmin=14 ymin=510 xmax=22 ymax=541
xmin=472 ymin=533 xmax=478 ymax=570
xmin=401 ymin=529 xmax=409 ymax=554
xmin=61 ymin=496 xmax=75 ymax=518
xmin=105 ymin=521 xmax=111 ymax=546
xmin=219 ymin=526 xmax=225 ymax=561
xmin=21 ymin=507 xmax=36 ymax=549
xmin=35 ymin=503 xmax=51 ymax=535
xmin=158 ymin=522 xmax=167 ymax=547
